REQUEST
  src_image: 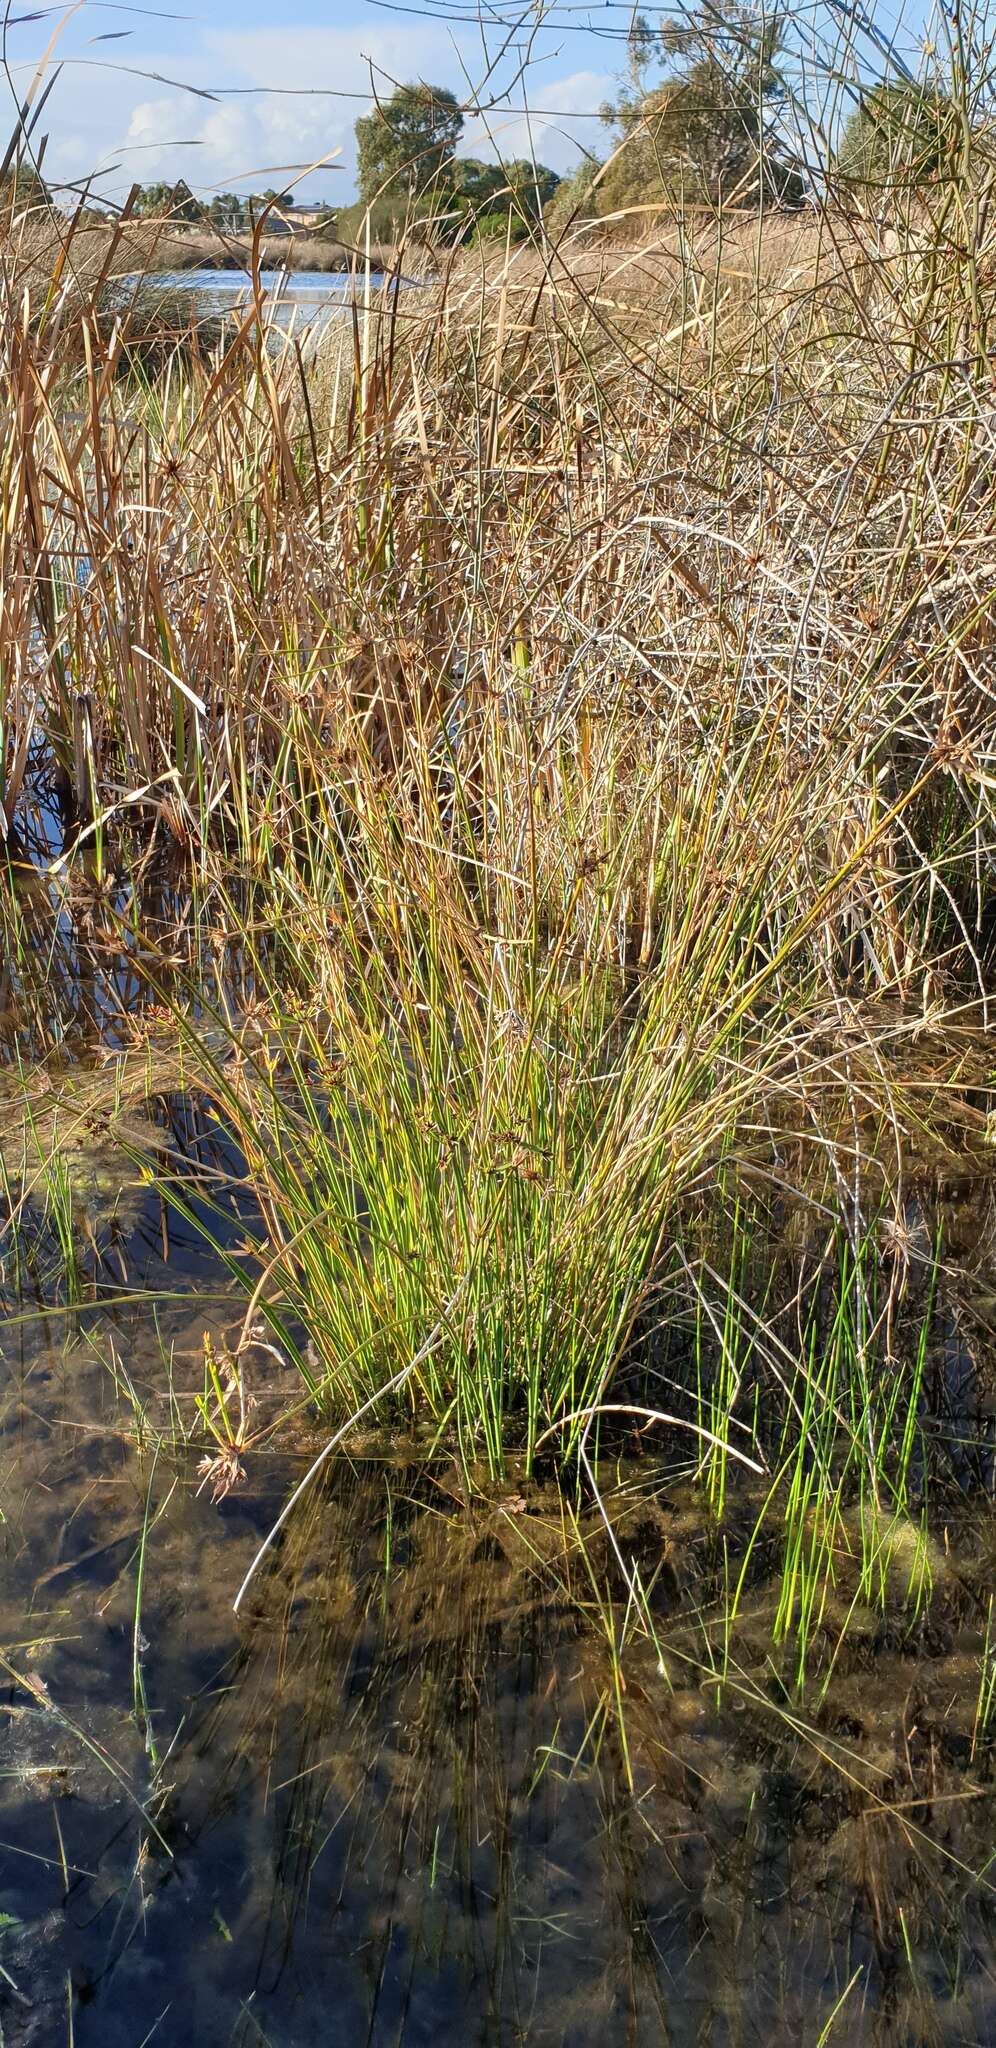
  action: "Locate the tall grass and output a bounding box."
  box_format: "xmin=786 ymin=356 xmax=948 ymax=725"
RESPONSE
xmin=167 ymin=676 xmax=950 ymax=1466
xmin=2 ymin=21 xmax=996 ymax=1649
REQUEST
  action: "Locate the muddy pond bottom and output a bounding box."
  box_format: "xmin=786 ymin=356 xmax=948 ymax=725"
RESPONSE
xmin=0 ymin=1301 xmax=993 ymax=2048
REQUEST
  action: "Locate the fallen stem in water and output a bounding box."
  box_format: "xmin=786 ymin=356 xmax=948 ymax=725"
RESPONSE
xmin=534 ymin=1405 xmax=765 ymax=1471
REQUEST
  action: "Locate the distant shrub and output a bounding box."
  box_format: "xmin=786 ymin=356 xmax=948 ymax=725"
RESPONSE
xmin=470 ymin=210 xmax=531 ymax=246
xmin=543 ymin=7 xmax=804 ymax=236
xmin=836 ymin=83 xmax=967 ymax=191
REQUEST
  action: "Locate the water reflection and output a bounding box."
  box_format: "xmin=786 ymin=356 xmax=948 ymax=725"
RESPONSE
xmin=119 ymin=269 xmax=397 ymax=343
xmin=1 ymin=1300 xmax=995 ymax=2046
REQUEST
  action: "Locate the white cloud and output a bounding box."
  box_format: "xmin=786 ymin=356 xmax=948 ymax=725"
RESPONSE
xmin=15 ymin=19 xmax=613 ymax=202
xmin=123 ymin=91 xmax=339 ymax=196
xmin=463 ymin=69 xmax=613 ymax=173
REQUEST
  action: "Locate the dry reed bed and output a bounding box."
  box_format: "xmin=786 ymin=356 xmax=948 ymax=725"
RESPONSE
xmin=0 ymin=198 xmax=989 ymax=1055
xmin=5 ymin=212 xmax=396 ymax=290
xmin=0 ymin=203 xmax=990 ymax=887
xmin=0 ymin=199 xmax=993 ymax=1106
xmin=1 ymin=196 xmax=995 ymax=1515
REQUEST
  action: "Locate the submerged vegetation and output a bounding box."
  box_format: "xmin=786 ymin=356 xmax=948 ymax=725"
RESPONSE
xmin=2 ymin=6 xmax=996 ymax=2032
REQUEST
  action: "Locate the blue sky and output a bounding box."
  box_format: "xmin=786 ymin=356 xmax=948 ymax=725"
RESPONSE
xmin=4 ymin=0 xmax=931 ymax=204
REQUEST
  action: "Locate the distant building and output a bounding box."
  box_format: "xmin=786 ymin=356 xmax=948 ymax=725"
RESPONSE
xmin=139 ymin=195 xmax=337 ymax=237
xmin=261 ymin=202 xmax=336 ymax=235
xmin=289 ymin=204 xmax=336 ymax=231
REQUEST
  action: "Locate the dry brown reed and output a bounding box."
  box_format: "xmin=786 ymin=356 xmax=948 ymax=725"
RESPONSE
xmin=0 ymin=153 xmax=994 ymax=1629
xmin=0 ymin=180 xmax=991 ymax=988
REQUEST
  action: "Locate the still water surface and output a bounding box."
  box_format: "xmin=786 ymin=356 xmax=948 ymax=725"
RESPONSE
xmin=0 ymin=897 xmax=994 ymax=2044
xmin=124 ymin=269 xmax=396 ymax=339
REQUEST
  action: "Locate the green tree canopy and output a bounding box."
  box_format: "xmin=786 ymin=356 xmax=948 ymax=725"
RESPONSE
xmin=134 ymin=180 xmax=203 ymax=222
xmin=551 ymin=5 xmax=803 ymax=227
xmin=836 ymin=83 xmax=963 ymax=190
xmin=355 ymin=83 xmax=463 ymax=205
xmin=207 ymin=191 xmax=245 ymax=228
xmin=0 ymin=162 xmax=48 ymax=211
xmin=133 ymin=182 xmax=173 ymax=216
xmin=453 ymin=158 xmax=505 ymax=208
xmin=454 ymin=156 xmax=561 ymax=236
xmin=503 ymin=160 xmax=562 ymax=216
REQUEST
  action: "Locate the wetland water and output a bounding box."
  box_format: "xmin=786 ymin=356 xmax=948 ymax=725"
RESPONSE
xmin=123 ymin=270 xmax=395 ymax=342
xmin=1 ymin=898 xmax=995 ymax=2045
